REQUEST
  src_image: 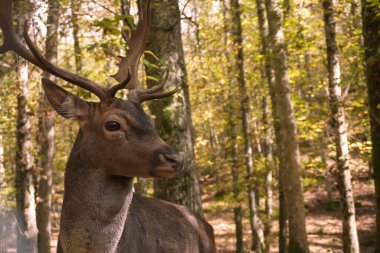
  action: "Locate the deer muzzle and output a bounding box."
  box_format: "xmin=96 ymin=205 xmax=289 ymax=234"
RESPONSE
xmin=153 ymin=148 xmax=184 ymax=178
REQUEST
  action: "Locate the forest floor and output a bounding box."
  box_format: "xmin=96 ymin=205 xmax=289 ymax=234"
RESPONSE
xmin=1 ymin=177 xmax=376 ymax=253
xmin=205 ymin=177 xmax=376 ymax=253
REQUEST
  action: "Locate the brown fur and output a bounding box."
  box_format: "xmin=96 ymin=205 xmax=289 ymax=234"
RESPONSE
xmin=43 ymin=81 xmax=216 ymax=253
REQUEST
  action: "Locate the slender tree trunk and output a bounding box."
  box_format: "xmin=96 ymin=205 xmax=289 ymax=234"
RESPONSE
xmin=70 ymin=0 xmax=82 ymax=75
xmin=262 ymin=97 xmax=273 ymax=251
xmin=220 ymin=0 xmax=244 ymax=251
xmin=255 ymin=0 xmax=287 ymax=250
xmin=68 ymin=0 xmax=82 ymax=145
xmin=0 ymin=132 xmax=4 ymax=194
xmin=14 ymin=2 xmax=38 ymax=252
xmin=279 ymin=179 xmax=287 ymax=253
xmin=227 ymin=95 xmax=244 ymax=253
xmin=145 ymin=0 xmax=203 ymax=217
xmin=229 ymin=0 xmax=266 ymax=251
xmin=0 ymin=134 xmax=4 ymax=189
xmin=322 ymin=2 xmax=360 ymax=252
xmin=0 ymin=133 xmax=6 ymax=253
xmin=361 ymin=1 xmax=380 ymax=251
xmin=264 ymin=0 xmax=309 ymax=251
xmin=36 ymin=1 xmax=59 ymax=253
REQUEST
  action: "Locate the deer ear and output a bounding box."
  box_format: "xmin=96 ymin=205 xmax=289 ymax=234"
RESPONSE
xmin=42 ymin=77 xmax=90 ymax=119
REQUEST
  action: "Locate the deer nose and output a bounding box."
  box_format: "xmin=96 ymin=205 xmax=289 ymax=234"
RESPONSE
xmin=158 ymin=151 xmax=184 ymax=173
xmin=164 ymin=153 xmax=183 ymax=171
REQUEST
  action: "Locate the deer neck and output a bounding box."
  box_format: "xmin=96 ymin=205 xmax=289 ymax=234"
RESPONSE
xmin=59 ymin=131 xmax=133 ymax=253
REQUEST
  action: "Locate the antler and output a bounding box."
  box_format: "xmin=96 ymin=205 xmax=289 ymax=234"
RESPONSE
xmin=0 ymin=0 xmax=129 ymax=102
xmin=111 ymin=0 xmax=178 ymax=103
xmin=0 ymin=0 xmax=176 ymax=103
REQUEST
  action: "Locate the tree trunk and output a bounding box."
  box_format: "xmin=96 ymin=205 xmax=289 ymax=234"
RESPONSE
xmin=70 ymin=0 xmax=82 ymax=75
xmin=279 ymin=179 xmax=287 ymax=253
xmin=0 ymin=134 xmax=4 ymax=190
xmin=227 ymin=90 xmax=244 ymax=253
xmin=262 ymin=97 xmax=273 ymax=251
xmin=145 ymin=0 xmax=203 ymax=217
xmin=220 ymin=0 xmax=244 ymax=251
xmin=0 ymin=133 xmax=7 ymax=253
xmin=264 ymin=0 xmax=310 ymax=251
xmin=229 ymin=0 xmax=266 ymax=251
xmin=67 ymin=0 xmax=82 ymax=145
xmin=228 ymin=87 xmax=244 ymax=253
xmin=361 ymin=1 xmax=380 ymax=251
xmin=36 ymin=1 xmax=59 ymax=253
xmin=14 ymin=2 xmax=38 ymax=252
xmin=0 ymin=132 xmax=4 ymax=193
xmin=322 ymin=2 xmax=360 ymax=252
xmin=254 ymin=0 xmax=283 ymax=250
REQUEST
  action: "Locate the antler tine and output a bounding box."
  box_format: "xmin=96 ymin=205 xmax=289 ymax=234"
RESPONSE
xmin=145 ymin=70 xmax=169 ymax=94
xmin=110 ymin=0 xmax=180 ymax=103
xmin=110 ymin=0 xmax=151 ymax=89
xmin=107 ymin=68 xmax=132 ymax=98
xmin=23 ymin=27 xmax=109 ymax=101
xmin=0 ymin=0 xmax=109 ymax=102
xmin=128 ymin=84 xmax=179 ymax=103
xmin=139 ymin=85 xmax=179 ymax=103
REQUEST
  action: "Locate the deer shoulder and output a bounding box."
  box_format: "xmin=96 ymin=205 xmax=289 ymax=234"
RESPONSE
xmin=121 ymin=195 xmax=216 ymax=253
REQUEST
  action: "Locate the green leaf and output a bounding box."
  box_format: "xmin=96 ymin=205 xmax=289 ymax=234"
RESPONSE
xmin=144 ymin=50 xmax=160 ymax=61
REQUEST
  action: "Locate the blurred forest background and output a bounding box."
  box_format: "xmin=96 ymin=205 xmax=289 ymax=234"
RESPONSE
xmin=0 ymin=0 xmax=380 ymax=252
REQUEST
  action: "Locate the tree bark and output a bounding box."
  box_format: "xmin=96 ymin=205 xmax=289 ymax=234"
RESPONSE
xmin=0 ymin=133 xmax=6 ymax=253
xmin=254 ymin=0 xmax=276 ymax=248
xmin=14 ymin=1 xmax=38 ymax=252
xmin=264 ymin=0 xmax=310 ymax=251
xmin=322 ymin=2 xmax=360 ymax=252
xmin=0 ymin=132 xmax=4 ymax=193
xmin=36 ymin=1 xmax=59 ymax=253
xmin=70 ymin=0 xmax=82 ymax=75
xmin=220 ymin=0 xmax=244 ymax=251
xmin=229 ymin=0 xmax=266 ymax=251
xmin=361 ymin=1 xmax=380 ymax=251
xmin=227 ymin=90 xmax=244 ymax=253
xmin=279 ymin=179 xmax=287 ymax=253
xmin=67 ymin=0 xmax=82 ymax=144
xmin=262 ymin=97 xmax=273 ymax=251
xmin=144 ymin=0 xmax=203 ymax=217
xmin=0 ymin=134 xmax=4 ymax=190
xmin=255 ymin=0 xmax=286 ymax=250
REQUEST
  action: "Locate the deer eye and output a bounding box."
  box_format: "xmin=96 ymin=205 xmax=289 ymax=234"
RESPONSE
xmin=105 ymin=121 xmax=121 ymax=131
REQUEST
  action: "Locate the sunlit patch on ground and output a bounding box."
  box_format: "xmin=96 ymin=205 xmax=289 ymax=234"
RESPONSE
xmin=205 ymin=179 xmax=376 ymax=253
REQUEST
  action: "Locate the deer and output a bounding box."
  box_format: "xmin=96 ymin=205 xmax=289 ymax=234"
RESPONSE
xmin=0 ymin=0 xmax=216 ymax=252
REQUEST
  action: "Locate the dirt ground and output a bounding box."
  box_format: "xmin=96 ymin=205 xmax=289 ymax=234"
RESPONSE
xmin=1 ymin=179 xmax=376 ymax=253
xmin=205 ymin=179 xmax=376 ymax=253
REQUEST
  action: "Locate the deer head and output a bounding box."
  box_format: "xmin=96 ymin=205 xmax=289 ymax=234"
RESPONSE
xmin=0 ymin=0 xmax=183 ymax=178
